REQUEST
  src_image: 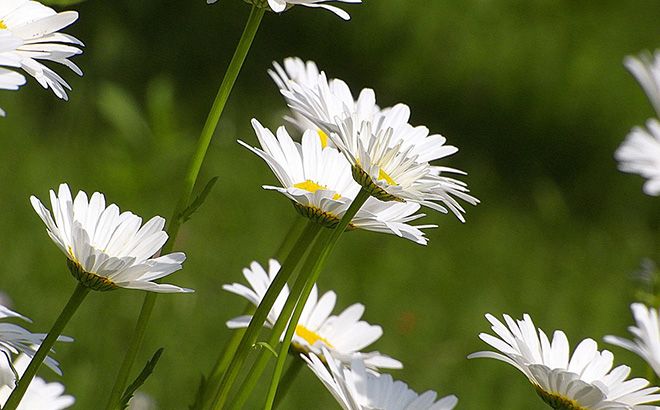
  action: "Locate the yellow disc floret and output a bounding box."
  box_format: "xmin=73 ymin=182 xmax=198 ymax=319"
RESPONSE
xmin=317 ymin=129 xmax=330 ymax=148
xmin=294 ymin=324 xmax=334 ymax=351
xmin=378 ymin=168 xmax=397 ymax=186
xmin=294 ymin=179 xmax=341 ymax=200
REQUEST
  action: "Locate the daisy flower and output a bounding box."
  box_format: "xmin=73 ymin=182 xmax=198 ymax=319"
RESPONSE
xmin=615 ymin=119 xmax=660 ymax=196
xmin=206 ymin=0 xmax=361 ymax=21
xmin=0 ymin=354 xmax=74 ymax=409
xmin=0 ymin=0 xmax=83 ymax=100
xmin=224 ymin=259 xmax=402 ymax=370
xmin=0 ymin=32 xmax=26 ymax=116
xmin=469 ymin=313 xmax=660 ymax=409
xmin=304 ymin=347 xmax=458 ymax=410
xmin=269 ymin=57 xmax=379 ymax=145
xmin=240 ymin=119 xmax=435 ymax=245
xmin=0 ymin=303 xmax=67 ymax=380
xmin=272 ymin=58 xmax=478 ymax=219
xmin=30 ymin=183 xmax=191 ymax=293
xmin=605 ymin=303 xmax=660 ymax=377
xmin=625 ymin=51 xmax=660 ymax=116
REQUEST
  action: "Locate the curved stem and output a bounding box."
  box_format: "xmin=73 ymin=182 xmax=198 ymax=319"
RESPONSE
xmin=104 ymin=6 xmax=265 ymax=410
xmin=263 ymin=187 xmax=370 ymax=410
xmin=209 ymin=221 xmax=322 ymax=410
xmin=3 ymin=283 xmax=89 ymax=410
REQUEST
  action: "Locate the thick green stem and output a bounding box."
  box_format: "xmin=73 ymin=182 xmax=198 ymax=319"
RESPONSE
xmin=272 ymin=358 xmax=303 ymax=409
xmin=200 ymin=216 xmax=305 ymax=407
xmin=104 ymin=6 xmax=265 ymax=410
xmin=209 ymin=221 xmax=322 ymax=409
xmin=200 ymin=304 xmax=255 ymax=408
xmin=3 ymin=283 xmax=89 ymax=410
xmin=263 ymin=187 xmax=370 ymax=410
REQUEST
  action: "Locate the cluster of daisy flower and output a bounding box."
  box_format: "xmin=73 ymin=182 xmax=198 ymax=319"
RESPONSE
xmin=4 ymin=0 xmax=660 ymax=409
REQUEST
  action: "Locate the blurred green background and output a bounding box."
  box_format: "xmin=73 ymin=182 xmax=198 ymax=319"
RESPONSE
xmin=2 ymin=0 xmax=660 ymax=408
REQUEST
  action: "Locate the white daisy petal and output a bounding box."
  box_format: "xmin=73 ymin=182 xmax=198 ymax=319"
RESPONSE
xmin=605 ymin=303 xmax=660 ymax=378
xmin=615 ymin=119 xmax=660 ymax=196
xmin=304 ymin=348 xmax=457 ymax=410
xmin=0 ymin=354 xmax=74 ymax=409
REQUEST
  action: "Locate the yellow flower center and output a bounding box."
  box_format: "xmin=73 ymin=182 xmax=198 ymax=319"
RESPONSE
xmin=0 ymin=21 xmax=6 ymax=30
xmin=317 ymin=129 xmax=329 ymax=148
xmin=378 ymin=168 xmax=397 ymax=185
xmin=293 ymin=179 xmax=341 ymax=200
xmin=295 ymin=325 xmax=334 ymax=348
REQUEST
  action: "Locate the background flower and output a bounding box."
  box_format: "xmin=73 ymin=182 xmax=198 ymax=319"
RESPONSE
xmin=605 ymin=303 xmax=660 ymax=377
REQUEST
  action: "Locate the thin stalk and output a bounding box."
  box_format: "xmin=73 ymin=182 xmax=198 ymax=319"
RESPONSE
xmin=200 ymin=304 xmax=255 ymax=407
xmin=272 ymin=358 xmax=303 ymax=409
xmin=263 ymin=187 xmax=370 ymax=410
xmin=227 ymin=233 xmax=326 ymax=410
xmin=274 ymin=216 xmax=307 ymax=261
xmin=209 ymin=221 xmax=322 ymax=409
xmin=201 ymin=216 xmax=305 ymax=407
xmin=104 ymin=6 xmax=265 ymax=410
xmin=3 ymin=283 xmax=89 ymax=410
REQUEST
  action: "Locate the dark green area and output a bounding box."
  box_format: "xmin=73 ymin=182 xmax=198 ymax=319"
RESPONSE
xmin=3 ymin=0 xmax=660 ymax=408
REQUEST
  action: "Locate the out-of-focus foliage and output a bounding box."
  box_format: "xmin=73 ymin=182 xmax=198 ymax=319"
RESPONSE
xmin=1 ymin=0 xmax=660 ymax=409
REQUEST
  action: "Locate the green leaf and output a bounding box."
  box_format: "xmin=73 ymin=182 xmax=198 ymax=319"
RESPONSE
xmin=179 ymin=177 xmax=219 ymax=223
xmin=118 ymin=348 xmax=164 ymax=410
xmin=254 ymin=342 xmax=278 ymax=358
xmin=188 ymin=375 xmax=207 ymax=410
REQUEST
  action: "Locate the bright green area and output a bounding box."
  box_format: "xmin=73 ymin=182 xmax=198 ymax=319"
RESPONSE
xmin=2 ymin=0 xmax=660 ymax=408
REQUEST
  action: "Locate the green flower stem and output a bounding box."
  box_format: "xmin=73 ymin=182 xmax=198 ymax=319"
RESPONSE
xmin=274 ymin=216 xmax=307 ymax=261
xmin=105 ymin=6 xmax=265 ymax=410
xmin=3 ymin=283 xmax=90 ymax=410
xmin=263 ymin=187 xmax=371 ymax=410
xmin=227 ymin=233 xmax=327 ymax=410
xmin=201 ymin=216 xmax=306 ymax=407
xmin=272 ymin=357 xmax=303 ymax=409
xmin=209 ymin=221 xmax=322 ymax=410
xmin=201 ymin=304 xmax=255 ymax=408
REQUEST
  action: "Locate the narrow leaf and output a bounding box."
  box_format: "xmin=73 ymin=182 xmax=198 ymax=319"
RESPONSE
xmin=118 ymin=348 xmax=164 ymax=410
xmin=180 ymin=176 xmax=219 ymax=223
